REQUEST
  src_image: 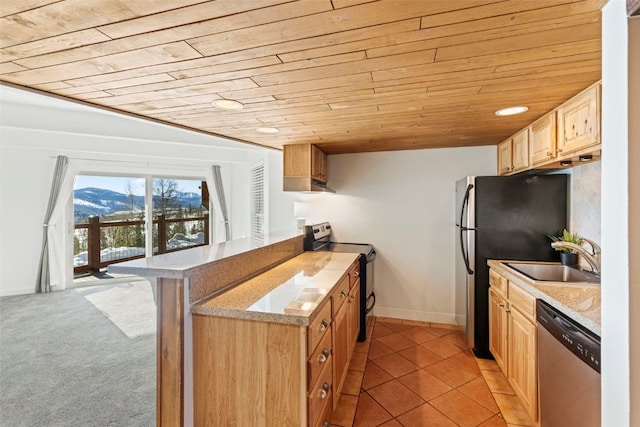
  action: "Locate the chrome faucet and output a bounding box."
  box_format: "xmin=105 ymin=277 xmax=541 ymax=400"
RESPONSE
xmin=551 ymin=238 xmax=601 ymax=275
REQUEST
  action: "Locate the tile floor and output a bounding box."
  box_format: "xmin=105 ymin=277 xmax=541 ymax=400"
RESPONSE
xmin=329 ymin=317 xmax=537 ymax=427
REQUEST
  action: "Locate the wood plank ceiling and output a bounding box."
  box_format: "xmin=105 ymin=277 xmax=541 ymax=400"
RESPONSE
xmin=0 ymin=0 xmax=605 ymax=154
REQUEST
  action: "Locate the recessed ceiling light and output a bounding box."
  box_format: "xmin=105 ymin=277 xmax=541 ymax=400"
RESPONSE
xmin=256 ymin=127 xmax=280 ymax=134
xmin=212 ymin=99 xmax=244 ymax=110
xmin=495 ymin=106 xmax=529 ymax=116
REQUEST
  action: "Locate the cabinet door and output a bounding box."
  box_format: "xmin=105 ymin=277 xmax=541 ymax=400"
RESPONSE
xmin=511 ymin=129 xmax=529 ymax=171
xmin=347 ymin=283 xmax=360 ymax=356
xmin=311 ymin=145 xmax=328 ymax=182
xmin=557 ymin=84 xmax=600 ymax=155
xmin=507 ymin=307 xmax=537 ymax=420
xmin=488 ymin=288 xmax=508 ymax=372
xmin=529 ymin=113 xmax=557 ymax=165
xmin=497 ymin=139 xmax=513 ymax=175
xmin=332 ymin=303 xmax=349 ymax=409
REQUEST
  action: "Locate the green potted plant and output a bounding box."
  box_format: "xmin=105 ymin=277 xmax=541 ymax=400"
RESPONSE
xmin=549 ymin=229 xmax=583 ymax=266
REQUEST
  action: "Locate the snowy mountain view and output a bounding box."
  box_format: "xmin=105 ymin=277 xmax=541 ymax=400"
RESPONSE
xmin=73 ymin=185 xmax=207 ymax=270
xmin=74 ymin=187 xmax=202 ymax=220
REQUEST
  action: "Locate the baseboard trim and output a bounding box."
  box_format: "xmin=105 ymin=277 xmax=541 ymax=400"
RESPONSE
xmin=373 ymin=306 xmax=457 ymax=326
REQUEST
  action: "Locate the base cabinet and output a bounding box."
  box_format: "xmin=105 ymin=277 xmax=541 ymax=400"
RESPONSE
xmin=488 ymin=268 xmax=538 ymax=420
xmin=193 ymin=259 xmax=359 ymax=426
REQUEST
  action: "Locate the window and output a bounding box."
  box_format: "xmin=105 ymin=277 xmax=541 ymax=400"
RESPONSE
xmin=73 ymin=175 xmax=209 ymax=275
xmin=249 ymin=163 xmax=265 ymax=246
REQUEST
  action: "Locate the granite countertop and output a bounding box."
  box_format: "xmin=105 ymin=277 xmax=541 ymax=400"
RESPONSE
xmin=488 ymin=259 xmax=601 ymax=336
xmin=192 ymin=251 xmax=359 ymax=326
xmin=108 ymin=228 xmax=304 ymax=279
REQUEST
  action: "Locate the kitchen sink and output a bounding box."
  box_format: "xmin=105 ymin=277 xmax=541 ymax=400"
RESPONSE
xmin=505 ymin=262 xmax=601 ymax=285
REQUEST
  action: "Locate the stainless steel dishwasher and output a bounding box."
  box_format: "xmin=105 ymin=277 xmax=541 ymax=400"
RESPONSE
xmin=537 ymin=300 xmax=601 ymax=426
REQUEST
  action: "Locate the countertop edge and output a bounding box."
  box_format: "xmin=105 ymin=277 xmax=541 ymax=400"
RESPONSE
xmin=191 ymin=252 xmax=359 ymax=325
xmin=488 ymin=259 xmax=601 ymax=336
xmin=108 ymin=230 xmax=304 ymax=278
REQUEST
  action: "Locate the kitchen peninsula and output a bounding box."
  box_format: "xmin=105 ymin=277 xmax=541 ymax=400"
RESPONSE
xmin=108 ymin=230 xmax=361 ymax=427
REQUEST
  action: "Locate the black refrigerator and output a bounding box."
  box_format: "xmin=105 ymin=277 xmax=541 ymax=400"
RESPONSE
xmin=454 ymin=174 xmax=567 ymax=359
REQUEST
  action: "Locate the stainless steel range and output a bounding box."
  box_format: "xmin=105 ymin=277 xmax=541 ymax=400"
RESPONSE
xmin=303 ymin=222 xmax=376 ymax=341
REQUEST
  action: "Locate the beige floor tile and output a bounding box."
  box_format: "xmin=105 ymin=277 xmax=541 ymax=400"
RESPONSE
xmin=353 ymin=392 xmax=393 ymax=427
xmin=475 ymin=357 xmax=501 ymax=371
xmin=398 ymin=326 xmax=438 ymax=344
xmin=342 ymin=369 xmax=364 ymax=396
xmin=457 ymin=377 xmax=500 ymax=413
xmin=492 ymin=394 xmax=536 ymax=427
xmin=481 ymin=369 xmax=515 ymax=395
xmin=398 ymin=344 xmax=443 ymax=368
xmin=420 ymin=337 xmax=465 ymax=358
xmin=396 ymin=403 xmax=458 ymax=427
xmin=329 ymin=393 xmax=359 ymax=426
xmin=430 ymin=390 xmax=495 ymax=427
xmin=367 ymin=379 xmax=425 ymax=417
xmin=376 ymin=332 xmax=417 ymax=352
xmin=372 ymin=352 xmax=420 ymax=378
xmin=397 ymin=368 xmax=452 ymax=401
xmin=361 ymin=361 xmax=393 ymax=390
xmin=350 ymin=351 xmax=369 ymax=372
xmin=424 ymin=358 xmax=480 ymax=388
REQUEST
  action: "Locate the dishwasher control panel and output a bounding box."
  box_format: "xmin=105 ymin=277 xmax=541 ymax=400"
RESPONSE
xmin=536 ymin=300 xmax=601 ymax=373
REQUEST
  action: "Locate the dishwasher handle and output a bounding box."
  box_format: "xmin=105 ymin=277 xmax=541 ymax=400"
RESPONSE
xmin=536 ymin=300 xmax=601 ymax=373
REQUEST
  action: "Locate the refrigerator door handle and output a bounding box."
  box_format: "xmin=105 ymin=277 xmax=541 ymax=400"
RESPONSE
xmin=459 ymin=184 xmax=474 ymax=274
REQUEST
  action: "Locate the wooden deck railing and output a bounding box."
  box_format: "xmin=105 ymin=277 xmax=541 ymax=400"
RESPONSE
xmin=74 ymin=214 xmax=209 ymax=274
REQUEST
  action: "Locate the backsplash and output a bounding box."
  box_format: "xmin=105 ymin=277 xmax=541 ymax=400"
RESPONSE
xmin=569 ymin=161 xmax=602 ymax=246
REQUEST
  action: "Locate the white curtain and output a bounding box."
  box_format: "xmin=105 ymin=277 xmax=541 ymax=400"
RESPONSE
xmin=205 ymin=165 xmax=231 ymax=242
xmin=35 ymin=156 xmax=82 ymax=293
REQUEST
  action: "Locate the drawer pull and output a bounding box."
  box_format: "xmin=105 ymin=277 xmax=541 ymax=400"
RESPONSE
xmin=319 ymin=383 xmax=330 ymax=399
xmin=340 ymin=290 xmax=348 ymax=298
xmin=323 ymin=422 xmax=330 ymax=427
xmin=319 ymin=319 xmax=329 ymax=332
xmin=318 ymin=348 xmax=330 ymax=363
xmin=353 ymin=271 xmax=360 ymax=277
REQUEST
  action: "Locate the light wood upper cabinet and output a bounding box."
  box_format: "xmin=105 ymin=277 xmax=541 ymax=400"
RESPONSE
xmin=512 ymin=129 xmax=530 ymax=171
xmin=497 ymin=138 xmax=513 ymax=175
xmin=496 ymin=81 xmax=601 ymax=175
xmin=284 ymin=143 xmax=328 ymax=183
xmin=497 ymin=129 xmax=529 ymax=175
xmin=557 ymin=84 xmax=600 ymax=156
xmin=529 ymin=112 xmax=557 ymax=165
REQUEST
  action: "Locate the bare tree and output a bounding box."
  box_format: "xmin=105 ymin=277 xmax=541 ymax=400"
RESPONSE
xmin=153 ymin=178 xmax=179 ymax=215
xmin=124 ymin=179 xmax=139 ymax=218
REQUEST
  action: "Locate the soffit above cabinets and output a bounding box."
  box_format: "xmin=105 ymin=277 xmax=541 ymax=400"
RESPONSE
xmin=0 ymin=0 xmax=605 ymax=154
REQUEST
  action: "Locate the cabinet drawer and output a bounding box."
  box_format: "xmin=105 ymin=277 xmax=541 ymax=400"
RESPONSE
xmin=308 ymin=325 xmax=332 ymax=387
xmin=348 ymin=262 xmax=360 ymax=289
xmin=508 ymin=283 xmax=536 ymax=322
xmin=332 ymin=275 xmax=350 ymax=317
xmin=308 ymin=302 xmax=332 ymax=354
xmin=308 ymin=359 xmax=332 ymax=427
xmin=489 ymin=269 xmax=507 ymax=296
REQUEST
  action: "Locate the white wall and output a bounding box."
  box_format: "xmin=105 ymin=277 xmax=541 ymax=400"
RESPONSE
xmin=0 ymin=87 xmax=298 ymax=296
xmin=601 ymin=1 xmax=631 ymax=425
xmin=301 ymin=147 xmax=496 ymax=324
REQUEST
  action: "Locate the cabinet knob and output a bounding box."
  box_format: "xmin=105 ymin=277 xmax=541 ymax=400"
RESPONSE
xmin=319 ymin=383 xmax=330 ymax=399
xmin=546 ymin=151 xmax=552 ymax=157
xmin=353 ymin=271 xmax=360 ymax=277
xmin=557 ymin=148 xmax=563 ymax=153
xmin=340 ymin=290 xmax=348 ymax=298
xmin=318 ymin=348 xmax=330 ymax=363
xmin=499 ymin=303 xmax=505 ymax=308
xmin=323 ymin=422 xmax=330 ymax=427
xmin=319 ymin=319 xmax=329 ymax=332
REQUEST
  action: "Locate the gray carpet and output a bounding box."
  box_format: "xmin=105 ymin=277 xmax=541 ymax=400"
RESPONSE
xmin=0 ymin=281 xmax=156 ymax=427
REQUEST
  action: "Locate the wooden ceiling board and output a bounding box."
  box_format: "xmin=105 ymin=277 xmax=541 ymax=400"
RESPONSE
xmin=0 ymin=0 xmax=604 ymax=153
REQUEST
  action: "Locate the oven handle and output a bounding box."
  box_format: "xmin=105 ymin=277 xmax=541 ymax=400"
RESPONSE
xmin=365 ymin=292 xmax=376 ymax=313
